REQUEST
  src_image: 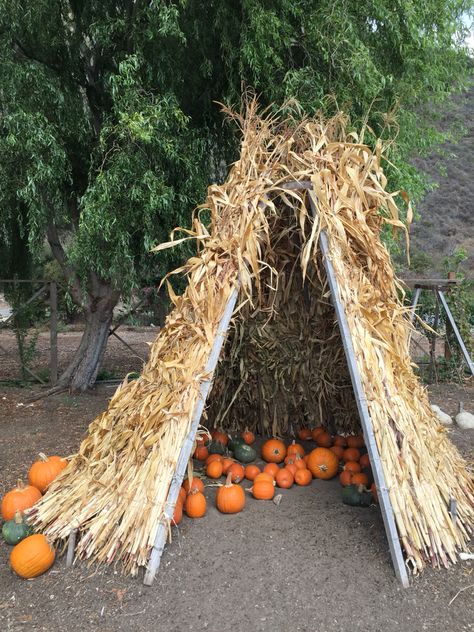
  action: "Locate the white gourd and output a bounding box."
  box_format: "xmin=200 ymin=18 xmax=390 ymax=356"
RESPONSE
xmin=430 ymin=404 xmax=453 ymax=426
xmin=455 ymin=402 xmax=474 ymax=430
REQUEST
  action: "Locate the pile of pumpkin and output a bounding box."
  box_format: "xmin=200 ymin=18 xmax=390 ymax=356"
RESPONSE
xmin=1 ymin=453 xmax=67 ymax=579
xmin=173 ymin=426 xmax=378 ymax=522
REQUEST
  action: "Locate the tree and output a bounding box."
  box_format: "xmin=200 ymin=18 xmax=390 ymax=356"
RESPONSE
xmin=0 ymin=1 xmax=472 ymax=391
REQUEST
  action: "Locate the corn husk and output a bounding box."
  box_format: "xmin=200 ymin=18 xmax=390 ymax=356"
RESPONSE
xmin=30 ymin=99 xmax=473 ymax=576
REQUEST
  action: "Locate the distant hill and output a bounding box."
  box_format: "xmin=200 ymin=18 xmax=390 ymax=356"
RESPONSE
xmin=402 ymin=83 xmax=474 ymax=278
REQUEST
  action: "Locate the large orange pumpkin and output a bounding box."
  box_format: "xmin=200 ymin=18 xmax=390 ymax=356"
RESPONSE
xmin=307 ymin=448 xmax=339 ymax=480
xmin=1 ymin=480 xmax=42 ymax=521
xmin=261 ymin=439 xmax=286 ymax=463
xmin=10 ymin=534 xmax=55 ymax=579
xmin=28 ymin=453 xmax=64 ymax=493
xmin=216 ymin=473 xmax=246 ymax=514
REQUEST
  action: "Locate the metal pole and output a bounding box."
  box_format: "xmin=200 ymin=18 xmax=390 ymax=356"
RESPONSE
xmin=410 ymin=287 xmax=421 ymax=323
xmin=143 ymin=285 xmax=239 ymax=586
xmin=49 ymin=282 xmax=58 ymax=385
xmin=437 ymin=290 xmax=474 ymax=376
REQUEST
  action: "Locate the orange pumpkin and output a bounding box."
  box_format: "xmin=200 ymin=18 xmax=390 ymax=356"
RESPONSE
xmin=241 ymin=429 xmax=255 ymax=445
xmin=28 ymin=453 xmax=64 ymax=493
xmin=294 ymin=468 xmax=312 ymax=486
xmin=172 ymin=501 xmax=183 ymax=525
xmin=371 ymin=483 xmax=378 ymax=503
xmin=178 ymin=487 xmax=187 ymax=505
xmin=342 ymin=448 xmax=361 ymax=463
xmin=193 ymin=445 xmax=209 ymax=461
xmin=311 ymin=426 xmax=325 ymax=441
xmin=184 ymin=490 xmax=207 ymax=518
xmin=315 ymin=431 xmax=333 ymax=448
xmin=275 ymin=468 xmax=294 ymax=489
xmin=49 ymin=455 xmax=68 ymax=471
xmin=221 ymin=458 xmax=235 ymax=474
xmin=297 ymin=428 xmax=312 ymax=441
xmin=211 ymin=430 xmax=229 ymax=446
xmin=287 ymin=441 xmax=305 ymax=458
xmin=359 ymin=453 xmax=370 ymax=468
xmin=330 ymin=445 xmax=344 ymax=459
xmin=344 ymin=461 xmax=361 ymax=474
xmin=252 ymin=479 xmax=275 ymax=500
xmin=333 ymin=435 xmax=347 ymax=447
xmin=307 ymin=448 xmax=339 ymax=480
xmin=1 ymin=480 xmax=42 ymax=521
xmin=254 ymin=472 xmax=275 ymax=485
xmin=228 ymin=463 xmax=245 ymax=483
xmin=10 ymin=534 xmax=55 ymax=579
xmin=182 ymin=477 xmax=205 ymax=494
xmin=244 ymin=464 xmax=261 ymax=481
xmin=351 ymin=473 xmax=369 ymax=487
xmin=303 ymin=454 xmax=310 ymax=466
xmin=294 ymin=456 xmax=306 ymax=470
xmin=347 ymin=435 xmax=365 ymax=449
xmin=216 ymin=473 xmax=246 ymax=514
xmin=206 ymin=454 xmax=223 ymax=466
xmin=206 ymin=460 xmax=223 ymax=479
xmin=285 ymin=463 xmax=297 ymax=476
xmin=339 ymin=470 xmax=353 ymax=486
xmin=263 ymin=463 xmax=280 ymax=477
xmin=261 ymin=439 xmax=286 ymax=463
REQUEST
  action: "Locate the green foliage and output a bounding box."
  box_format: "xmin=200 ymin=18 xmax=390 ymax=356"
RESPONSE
xmin=0 ymin=0 xmax=472 ymax=301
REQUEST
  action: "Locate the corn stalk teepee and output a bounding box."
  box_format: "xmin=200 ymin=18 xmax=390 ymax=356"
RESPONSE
xmin=29 ymin=98 xmax=474 ymax=582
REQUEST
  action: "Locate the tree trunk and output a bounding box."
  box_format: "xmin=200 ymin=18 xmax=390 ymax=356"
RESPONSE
xmin=56 ymin=285 xmax=120 ymax=393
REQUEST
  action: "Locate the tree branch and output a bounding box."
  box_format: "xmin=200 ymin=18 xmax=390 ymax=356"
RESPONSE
xmin=13 ymin=39 xmax=62 ymax=75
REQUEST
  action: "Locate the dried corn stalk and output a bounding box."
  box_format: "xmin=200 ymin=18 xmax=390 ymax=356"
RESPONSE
xmin=30 ymin=98 xmax=473 ymax=576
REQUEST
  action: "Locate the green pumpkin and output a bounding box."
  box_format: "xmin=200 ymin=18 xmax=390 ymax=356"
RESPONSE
xmin=208 ymin=440 xmax=226 ymax=455
xmin=233 ymin=443 xmax=257 ymax=464
xmin=342 ymin=484 xmax=372 ymax=507
xmin=228 ymin=436 xmax=246 ymax=452
xmin=2 ymin=512 xmax=34 ymax=545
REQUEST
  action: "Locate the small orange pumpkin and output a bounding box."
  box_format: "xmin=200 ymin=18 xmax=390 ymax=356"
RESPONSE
xmin=294 ymin=468 xmax=312 ymax=486
xmin=287 ymin=441 xmax=305 ymax=458
xmin=244 ymin=464 xmax=260 ymax=481
xmin=303 ymin=454 xmax=310 ymax=466
xmin=206 ymin=454 xmax=223 ymax=466
xmin=275 ymin=468 xmax=294 ymax=489
xmin=228 ymin=463 xmax=245 ymax=483
xmin=172 ymin=501 xmax=183 ymax=525
xmin=339 ymin=470 xmax=353 ymax=486
xmin=10 ymin=534 xmax=55 ymax=578
xmin=342 ymin=448 xmax=361 ymax=463
xmin=351 ymin=472 xmax=369 ymax=487
xmin=294 ymin=455 xmax=307 ymax=470
xmin=194 ymin=445 xmax=209 ymax=461
xmin=333 ymin=435 xmax=348 ymax=447
xmin=297 ymin=428 xmax=312 ymax=441
xmin=178 ymin=487 xmax=187 ymax=505
xmin=28 ymin=453 xmax=64 ymax=493
xmin=311 ymin=426 xmax=325 ymax=441
xmin=254 ymin=472 xmax=275 ymax=485
xmin=182 ymin=477 xmax=205 ymax=494
xmin=211 ymin=430 xmax=229 ymax=446
xmin=241 ymin=429 xmax=255 ymax=445
xmin=347 ymin=434 xmax=365 ymax=449
xmin=252 ymin=479 xmax=275 ymax=500
xmin=344 ymin=461 xmax=361 ymax=474
xmin=359 ymin=453 xmax=370 ymax=468
xmin=261 ymin=439 xmax=286 ymax=463
xmin=263 ymin=463 xmax=280 ymax=477
xmin=184 ymin=490 xmax=206 ymax=518
xmin=285 ymin=463 xmax=297 ymax=476
xmin=221 ymin=458 xmax=235 ymax=474
xmin=330 ymin=445 xmax=344 ymax=459
xmin=206 ymin=460 xmax=223 ymax=479
xmin=307 ymin=448 xmax=339 ymax=480
xmin=1 ymin=480 xmax=42 ymax=521
xmin=315 ymin=431 xmax=333 ymax=448
xmin=49 ymin=455 xmax=68 ymax=472
xmin=216 ymin=473 xmax=246 ymax=513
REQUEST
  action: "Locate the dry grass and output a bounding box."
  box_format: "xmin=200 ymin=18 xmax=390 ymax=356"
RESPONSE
xmin=29 ymin=98 xmax=473 ymax=576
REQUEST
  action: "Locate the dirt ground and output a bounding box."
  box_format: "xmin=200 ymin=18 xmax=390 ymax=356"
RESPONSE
xmin=0 ymin=378 xmax=473 ymax=632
